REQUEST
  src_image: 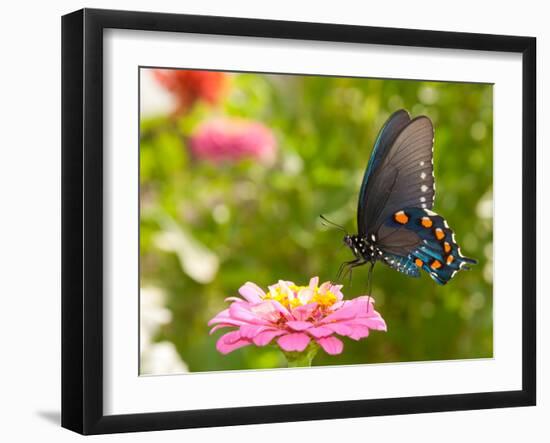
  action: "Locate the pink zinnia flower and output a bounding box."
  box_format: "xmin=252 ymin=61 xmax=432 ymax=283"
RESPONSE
xmin=189 ymin=118 xmax=277 ymax=164
xmin=208 ymin=277 xmax=386 ymax=356
xmin=153 ymin=69 xmax=228 ymax=114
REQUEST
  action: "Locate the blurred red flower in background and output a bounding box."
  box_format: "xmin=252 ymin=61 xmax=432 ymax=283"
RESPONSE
xmin=189 ymin=118 xmax=277 ymax=165
xmin=153 ymin=69 xmax=228 ymax=114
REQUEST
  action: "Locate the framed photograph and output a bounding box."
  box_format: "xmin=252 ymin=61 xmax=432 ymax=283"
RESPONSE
xmin=61 ymin=8 xmax=536 ymax=435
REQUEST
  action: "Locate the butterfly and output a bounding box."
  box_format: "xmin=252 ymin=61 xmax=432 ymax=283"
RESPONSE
xmin=332 ymin=109 xmax=476 ymax=286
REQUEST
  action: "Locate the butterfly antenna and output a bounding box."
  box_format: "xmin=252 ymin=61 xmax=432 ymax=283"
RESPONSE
xmin=319 ymin=214 xmax=348 ymax=235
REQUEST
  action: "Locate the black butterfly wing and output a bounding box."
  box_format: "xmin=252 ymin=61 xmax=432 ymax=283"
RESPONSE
xmin=377 ymin=207 xmax=477 ymax=284
xmin=357 ymin=110 xmax=411 ymax=237
xmin=375 ymin=222 xmax=423 ymax=256
xmin=360 ymin=115 xmax=435 ymax=236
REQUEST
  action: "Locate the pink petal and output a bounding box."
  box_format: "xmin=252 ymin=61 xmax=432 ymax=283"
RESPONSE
xmin=240 ymin=324 xmax=268 ymax=338
xmin=277 ymin=280 xmax=294 ymax=298
xmin=317 ymin=336 xmax=344 ymax=355
xmin=306 ymin=326 xmax=334 ymax=338
xmin=321 ymin=304 xmax=361 ymax=323
xmin=253 ymin=329 xmax=286 ymax=346
xmin=229 ymin=303 xmax=269 ymax=324
xmin=291 ymin=303 xmax=317 ymax=322
xmin=277 ymin=333 xmax=311 ymax=352
xmin=347 ymin=324 xmax=370 ymax=340
xmin=250 ymin=300 xmax=282 ymax=322
xmin=209 ymin=324 xmax=236 ymax=335
xmin=224 ymin=296 xmax=244 ymax=303
xmin=207 ymin=308 xmax=230 ymax=324
xmin=352 ymin=310 xmax=387 ymax=330
xmin=364 ymin=317 xmax=387 ymax=331
xmin=286 ymin=321 xmax=313 ymax=331
xmin=318 ymin=281 xmax=333 ymax=295
xmin=208 ymin=315 xmax=247 ymax=328
xmin=365 ymin=303 xmax=378 ymax=316
xmin=269 ymin=299 xmax=292 ymax=319
xmin=216 ymin=335 xmax=252 ymax=354
xmin=221 ymin=330 xmax=242 ymax=344
xmin=351 ymin=296 xmax=374 ymax=314
xmin=297 ymin=287 xmax=314 ymax=305
xmin=238 ymin=282 xmax=266 ymax=303
xmin=329 ymin=284 xmax=344 ymax=301
xmin=324 ymin=322 xmax=353 ymax=336
xmin=363 ymin=305 xmax=382 ymax=316
xmin=308 ymin=276 xmax=319 ymax=289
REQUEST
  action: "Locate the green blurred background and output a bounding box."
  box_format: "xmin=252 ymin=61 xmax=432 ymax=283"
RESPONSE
xmin=139 ymin=69 xmax=493 ymax=374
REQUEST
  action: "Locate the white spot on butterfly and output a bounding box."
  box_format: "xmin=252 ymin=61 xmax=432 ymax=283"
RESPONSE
xmin=421 ymin=185 xmax=429 ymax=192
xmin=420 ymin=172 xmax=427 ymax=180
xmin=420 ymin=196 xmax=426 ymax=203
xmin=421 ymin=203 xmax=427 ymax=208
xmin=419 ymin=161 xmax=425 ymax=166
xmin=424 ymin=209 xmax=437 ymax=216
xmin=371 ymin=234 xmax=376 ymax=241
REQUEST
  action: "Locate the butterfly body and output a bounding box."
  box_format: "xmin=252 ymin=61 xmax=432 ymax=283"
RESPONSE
xmin=342 ymin=109 xmax=476 ymax=285
xmin=343 ymin=234 xmax=380 ymax=263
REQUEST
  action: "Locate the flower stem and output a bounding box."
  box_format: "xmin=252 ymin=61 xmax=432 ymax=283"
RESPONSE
xmin=283 ymin=342 xmax=320 ymax=368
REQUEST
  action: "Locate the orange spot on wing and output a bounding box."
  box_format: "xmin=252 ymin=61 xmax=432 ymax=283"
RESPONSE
xmin=430 ymin=259 xmax=442 ymax=270
xmin=415 ymin=258 xmax=423 ymax=267
xmin=443 ymin=242 xmax=451 ymax=253
xmin=421 ymin=217 xmax=433 ymax=228
xmin=394 ymin=211 xmax=409 ymax=224
xmin=446 ymin=255 xmax=455 ymax=265
xmin=434 ymin=228 xmax=445 ymax=240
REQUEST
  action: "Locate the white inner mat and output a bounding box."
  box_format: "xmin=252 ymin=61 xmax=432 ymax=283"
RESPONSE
xmin=103 ymin=28 xmax=522 ymax=415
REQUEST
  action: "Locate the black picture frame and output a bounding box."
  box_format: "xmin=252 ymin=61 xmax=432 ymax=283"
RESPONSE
xmin=62 ymin=8 xmax=536 ymax=435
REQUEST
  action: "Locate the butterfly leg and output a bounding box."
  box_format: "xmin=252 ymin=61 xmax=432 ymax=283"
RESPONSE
xmin=336 ymin=259 xmax=358 ymax=282
xmin=335 ymin=260 xmax=351 ymax=282
xmin=366 ymin=261 xmax=375 ymax=312
xmin=337 ymin=258 xmax=367 ymax=285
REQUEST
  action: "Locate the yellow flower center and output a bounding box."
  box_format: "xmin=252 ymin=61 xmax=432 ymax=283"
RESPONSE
xmin=314 ymin=290 xmax=338 ymax=307
xmin=263 ymin=284 xmax=338 ymax=309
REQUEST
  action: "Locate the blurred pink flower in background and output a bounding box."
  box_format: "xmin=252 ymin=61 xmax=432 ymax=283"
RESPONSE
xmin=189 ymin=118 xmax=277 ymax=164
xmin=153 ymin=69 xmax=228 ymax=114
xmin=208 ymin=277 xmax=386 ymax=356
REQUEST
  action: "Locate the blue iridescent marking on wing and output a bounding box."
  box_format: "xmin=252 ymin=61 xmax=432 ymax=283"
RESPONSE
xmin=381 ymin=253 xmax=420 ymax=278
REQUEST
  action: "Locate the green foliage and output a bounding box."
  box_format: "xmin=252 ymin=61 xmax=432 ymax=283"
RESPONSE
xmin=140 ymin=71 xmax=493 ymax=372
